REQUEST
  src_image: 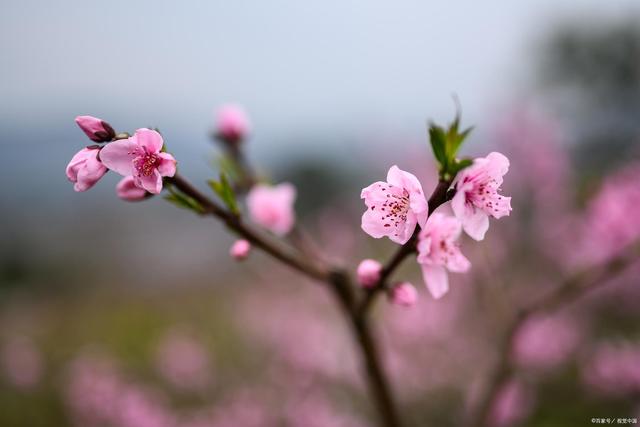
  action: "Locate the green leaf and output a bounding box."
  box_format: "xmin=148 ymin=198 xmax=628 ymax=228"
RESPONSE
xmin=207 ymin=173 xmax=240 ymax=215
xmin=428 ymin=124 xmax=448 ymax=171
xmin=164 ymin=189 xmax=205 ymax=214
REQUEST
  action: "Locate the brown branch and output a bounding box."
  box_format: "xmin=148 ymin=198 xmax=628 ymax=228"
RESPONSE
xmin=467 ymin=240 xmax=640 ymax=427
xmin=167 ymin=174 xmax=329 ymax=282
xmin=358 ymin=180 xmax=453 ymax=315
xmin=167 ymin=173 xmax=403 ymax=427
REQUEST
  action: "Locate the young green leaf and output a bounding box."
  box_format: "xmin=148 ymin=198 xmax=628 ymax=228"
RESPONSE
xmin=207 ymin=173 xmax=240 ymax=215
xmin=164 ymin=188 xmax=205 ymax=214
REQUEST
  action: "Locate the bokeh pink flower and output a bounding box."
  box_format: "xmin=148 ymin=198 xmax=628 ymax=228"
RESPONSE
xmin=389 ymin=282 xmax=418 ymax=307
xmin=247 ymin=183 xmax=296 ymax=235
xmin=230 ymin=239 xmax=251 ymax=260
xmin=215 ymin=105 xmax=250 ymax=144
xmin=356 ymin=259 xmax=382 ymax=288
xmin=361 ymin=165 xmax=428 ymax=244
xmin=1 ymin=337 xmax=43 ymax=390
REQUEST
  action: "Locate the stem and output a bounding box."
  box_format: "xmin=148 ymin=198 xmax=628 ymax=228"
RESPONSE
xmin=468 ymin=241 xmax=640 ymax=427
xmin=329 ymin=271 xmax=403 ymax=427
xmin=358 ymin=180 xmax=453 ymax=315
xmin=167 ymin=173 xmax=402 ymax=427
xmin=167 ymin=174 xmax=329 ymax=282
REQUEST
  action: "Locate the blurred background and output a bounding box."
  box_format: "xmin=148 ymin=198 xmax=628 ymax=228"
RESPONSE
xmin=1 ymin=1 xmax=640 ymax=426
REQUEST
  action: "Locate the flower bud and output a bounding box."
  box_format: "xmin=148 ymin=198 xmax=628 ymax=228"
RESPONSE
xmin=116 ymin=176 xmax=148 ymax=202
xmin=230 ymin=239 xmax=251 ymax=260
xmin=65 ymin=146 xmax=108 ymax=192
xmin=389 ymin=282 xmax=418 ymax=307
xmin=357 ymin=259 xmax=382 ymax=288
xmin=215 ymin=105 xmax=250 ymax=144
xmin=75 ymin=115 xmax=116 ymax=142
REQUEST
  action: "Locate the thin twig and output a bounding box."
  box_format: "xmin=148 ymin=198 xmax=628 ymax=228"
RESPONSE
xmin=166 ymin=173 xmax=403 ymax=427
xmin=467 ymin=241 xmax=640 ymax=427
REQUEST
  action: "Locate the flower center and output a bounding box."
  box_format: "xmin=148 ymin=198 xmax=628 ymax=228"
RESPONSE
xmin=377 ymin=187 xmax=410 ymax=229
xmin=134 ymin=152 xmax=159 ymax=177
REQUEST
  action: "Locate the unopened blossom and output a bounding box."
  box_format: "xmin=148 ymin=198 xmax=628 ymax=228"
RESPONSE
xmin=230 ymin=239 xmax=251 ymax=260
xmin=66 ymin=146 xmax=108 ymax=192
xmin=99 ymin=128 xmax=177 ymax=194
xmin=356 ymin=259 xmax=382 ymax=288
xmin=361 ymin=165 xmax=428 ymax=244
xmin=389 ymin=282 xmax=418 ymax=307
xmin=247 ymin=183 xmax=296 ymax=235
xmin=75 ymin=115 xmax=116 ymax=142
xmin=417 ymin=213 xmax=470 ymax=299
xmin=452 ymin=152 xmax=511 ymax=241
xmin=116 ymin=176 xmax=147 ymax=202
xmin=215 ymin=105 xmax=250 ymax=144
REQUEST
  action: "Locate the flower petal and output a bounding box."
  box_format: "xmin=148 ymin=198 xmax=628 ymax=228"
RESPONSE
xmin=157 ymin=152 xmax=177 ymax=177
xmin=136 ymin=169 xmax=163 ymax=194
xmin=135 ymin=128 xmax=164 ymax=153
xmin=99 ymin=139 xmax=138 ymax=176
xmin=361 ymin=208 xmax=390 ymax=239
xmin=421 ymin=264 xmax=449 ymax=299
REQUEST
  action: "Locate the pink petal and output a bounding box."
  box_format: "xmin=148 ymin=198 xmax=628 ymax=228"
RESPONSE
xmin=157 ymin=152 xmax=177 ymax=177
xmin=99 ymin=139 xmax=139 ymax=176
xmin=135 ymin=128 xmax=164 ymax=153
xmin=484 ymin=152 xmax=510 ymax=185
xmin=421 ymin=264 xmax=449 ymax=299
xmin=388 ymin=211 xmax=417 ymax=245
xmin=136 ymin=169 xmax=163 ymax=194
xmin=361 ymin=209 xmax=390 ymax=239
xmin=116 ymin=176 xmax=147 ymax=201
xmin=446 ymin=250 xmax=471 ymax=273
xmin=462 ymin=209 xmax=490 ymax=241
xmin=452 ymin=190 xmax=489 ymax=241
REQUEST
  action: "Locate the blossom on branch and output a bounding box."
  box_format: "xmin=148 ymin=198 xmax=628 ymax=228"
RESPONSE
xmin=116 ymin=176 xmax=148 ymax=202
xmin=452 ymin=152 xmax=511 ymax=241
xmin=99 ymin=128 xmax=177 ymax=194
xmin=417 ymin=213 xmax=470 ymax=299
xmin=357 ymin=259 xmax=382 ymax=288
xmin=360 ymin=165 xmax=428 ymax=244
xmin=75 ymin=115 xmax=116 ymax=143
xmin=66 ymin=146 xmax=108 ymax=192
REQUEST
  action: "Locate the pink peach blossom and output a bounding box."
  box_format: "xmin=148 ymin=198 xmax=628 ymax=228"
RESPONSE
xmin=215 ymin=105 xmax=250 ymax=143
xmin=356 ymin=259 xmax=382 ymax=288
xmin=389 ymin=282 xmax=418 ymax=307
xmin=488 ymin=379 xmax=535 ymax=427
xmin=154 ymin=330 xmax=213 ymax=392
xmin=417 ymin=213 xmax=470 ymax=299
xmin=247 ymin=183 xmax=296 ymax=235
xmin=361 ymin=165 xmax=428 ymax=244
xmin=116 ymin=176 xmax=148 ymax=202
xmin=66 ymin=146 xmax=108 ymax=192
xmin=75 ymin=115 xmax=116 ymax=142
xmin=452 ymin=152 xmax=511 ymax=241
xmin=1 ymin=337 xmax=43 ymax=390
xmin=99 ymin=128 xmax=177 ymax=194
xmin=230 ymin=239 xmax=251 ymax=260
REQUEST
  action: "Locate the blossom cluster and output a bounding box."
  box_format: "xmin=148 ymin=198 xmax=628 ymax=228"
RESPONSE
xmin=66 ymin=116 xmax=176 ymax=199
xmin=359 ymin=152 xmax=511 ymax=301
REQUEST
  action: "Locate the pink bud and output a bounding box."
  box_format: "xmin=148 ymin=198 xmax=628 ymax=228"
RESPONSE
xmin=357 ymin=259 xmax=382 ymax=288
xmin=116 ymin=176 xmax=148 ymax=202
xmin=389 ymin=282 xmax=418 ymax=307
xmin=230 ymin=239 xmax=251 ymax=260
xmin=215 ymin=105 xmax=250 ymax=144
xmin=65 ymin=147 xmax=108 ymax=192
xmin=75 ymin=115 xmax=116 ymax=143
